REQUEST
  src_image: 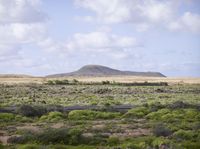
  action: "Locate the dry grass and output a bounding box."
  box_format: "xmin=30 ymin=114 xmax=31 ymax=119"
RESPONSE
xmin=0 ymin=76 xmax=200 ymax=84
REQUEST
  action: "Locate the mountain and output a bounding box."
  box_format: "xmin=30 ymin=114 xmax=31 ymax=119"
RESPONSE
xmin=47 ymin=65 xmax=166 ymax=77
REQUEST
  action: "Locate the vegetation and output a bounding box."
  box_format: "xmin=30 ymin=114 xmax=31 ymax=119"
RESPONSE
xmin=68 ymin=110 xmax=121 ymax=120
xmin=0 ymin=82 xmax=199 ymax=148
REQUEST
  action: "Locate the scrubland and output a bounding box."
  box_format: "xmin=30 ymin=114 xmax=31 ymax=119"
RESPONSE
xmin=0 ymin=78 xmax=200 ymax=149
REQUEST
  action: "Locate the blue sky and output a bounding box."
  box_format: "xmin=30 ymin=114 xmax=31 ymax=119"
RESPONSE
xmin=0 ymin=0 xmax=200 ymax=76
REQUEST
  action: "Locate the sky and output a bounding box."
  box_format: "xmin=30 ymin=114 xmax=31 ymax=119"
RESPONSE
xmin=0 ymin=0 xmax=200 ymax=77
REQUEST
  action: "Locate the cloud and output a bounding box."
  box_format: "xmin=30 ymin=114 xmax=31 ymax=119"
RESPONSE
xmin=168 ymin=12 xmax=200 ymax=33
xmin=0 ymin=22 xmax=47 ymax=63
xmin=0 ymin=23 xmax=47 ymax=44
xmin=75 ymin=0 xmax=200 ymax=33
xmin=0 ymin=0 xmax=48 ymax=64
xmin=75 ymin=0 xmax=175 ymax=23
xmin=0 ymin=0 xmax=47 ymax=24
xmin=65 ymin=31 xmax=139 ymax=56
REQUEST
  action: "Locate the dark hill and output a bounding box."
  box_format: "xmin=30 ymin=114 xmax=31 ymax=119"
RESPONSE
xmin=47 ymin=65 xmax=166 ymax=77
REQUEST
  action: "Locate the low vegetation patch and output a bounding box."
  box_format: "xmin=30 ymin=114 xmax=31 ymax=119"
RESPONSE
xmin=123 ymin=107 xmax=150 ymax=118
xmin=39 ymin=111 xmax=65 ymax=122
xmin=68 ymin=110 xmax=121 ymax=120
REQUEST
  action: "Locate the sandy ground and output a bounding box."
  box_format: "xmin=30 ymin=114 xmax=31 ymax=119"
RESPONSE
xmin=0 ymin=76 xmax=200 ymax=84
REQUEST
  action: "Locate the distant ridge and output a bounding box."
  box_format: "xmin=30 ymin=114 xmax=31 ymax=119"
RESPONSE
xmin=47 ymin=65 xmax=166 ymax=77
xmin=0 ymin=74 xmax=34 ymax=78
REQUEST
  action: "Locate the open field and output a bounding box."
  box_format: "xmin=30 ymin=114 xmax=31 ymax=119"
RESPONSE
xmin=0 ymin=78 xmax=200 ymax=149
xmin=0 ymin=76 xmax=200 ymax=84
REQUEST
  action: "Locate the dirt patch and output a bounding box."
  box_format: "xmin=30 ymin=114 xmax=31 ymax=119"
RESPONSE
xmin=0 ymin=130 xmax=20 ymax=145
xmin=92 ymin=124 xmax=105 ymax=130
xmin=112 ymin=128 xmax=151 ymax=137
xmin=16 ymin=124 xmax=41 ymax=133
xmin=51 ymin=123 xmax=65 ymax=129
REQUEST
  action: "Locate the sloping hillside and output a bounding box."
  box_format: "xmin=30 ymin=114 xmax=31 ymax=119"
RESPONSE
xmin=47 ymin=65 xmax=166 ymax=77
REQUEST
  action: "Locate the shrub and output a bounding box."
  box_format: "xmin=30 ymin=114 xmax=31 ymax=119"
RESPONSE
xmin=7 ymin=132 xmax=35 ymax=144
xmin=184 ymin=109 xmax=199 ymax=120
xmin=107 ymin=136 xmax=119 ymax=146
xmin=40 ymin=111 xmax=64 ymax=122
xmin=151 ymin=138 xmax=170 ymax=149
xmin=123 ymin=143 xmax=141 ymax=149
xmin=68 ymin=110 xmax=120 ymax=120
xmin=173 ymin=130 xmax=195 ymax=140
xmin=83 ymin=133 xmax=108 ymax=145
xmin=18 ymin=105 xmax=47 ymax=117
xmin=183 ymin=141 xmax=200 ymax=149
xmin=37 ymin=128 xmax=70 ymax=144
xmin=72 ymin=79 xmax=79 ymax=84
xmin=153 ymin=123 xmax=172 ymax=137
xmin=102 ymin=80 xmax=110 ymax=85
xmin=0 ymin=113 xmax=15 ymax=122
xmin=68 ymin=128 xmax=83 ymax=145
xmin=15 ymin=115 xmax=32 ymax=123
xmin=18 ymin=144 xmax=40 ymax=149
xmin=46 ymin=80 xmax=69 ymax=85
xmin=46 ymin=80 xmax=55 ymax=85
xmin=123 ymin=107 xmax=150 ymax=118
xmin=54 ymin=80 xmax=69 ymax=85
xmin=145 ymin=108 xmax=171 ymax=120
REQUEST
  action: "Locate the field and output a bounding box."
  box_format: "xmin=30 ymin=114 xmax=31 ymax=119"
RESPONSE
xmin=1 ymin=76 xmax=200 ymax=84
xmin=0 ymin=77 xmax=200 ymax=149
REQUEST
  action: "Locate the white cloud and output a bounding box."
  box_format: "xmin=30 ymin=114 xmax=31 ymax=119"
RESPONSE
xmin=65 ymin=31 xmax=139 ymax=54
xmin=0 ymin=0 xmax=48 ymax=64
xmin=0 ymin=0 xmax=47 ymax=24
xmin=37 ymin=37 xmax=66 ymax=53
xmin=75 ymin=0 xmax=175 ymax=23
xmin=0 ymin=23 xmax=47 ymax=44
xmin=168 ymin=12 xmax=200 ymax=33
xmin=75 ymin=0 xmax=200 ymax=33
xmin=139 ymin=0 xmax=174 ymax=23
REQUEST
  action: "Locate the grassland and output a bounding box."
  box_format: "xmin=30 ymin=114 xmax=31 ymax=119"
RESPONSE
xmin=0 ymin=77 xmax=200 ymax=149
xmin=1 ymin=76 xmax=200 ymax=84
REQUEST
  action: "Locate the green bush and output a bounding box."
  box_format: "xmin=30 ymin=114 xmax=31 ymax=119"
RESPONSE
xmin=182 ymin=141 xmax=200 ymax=149
xmin=151 ymin=138 xmax=170 ymax=149
xmin=46 ymin=80 xmax=69 ymax=85
xmin=18 ymin=144 xmax=40 ymax=149
xmin=184 ymin=109 xmax=199 ymax=120
xmin=8 ymin=128 xmax=85 ymax=145
xmin=146 ymin=108 xmax=200 ymax=123
xmin=123 ymin=107 xmax=150 ymax=118
xmin=46 ymin=80 xmax=55 ymax=85
xmin=107 ymin=136 xmax=119 ymax=146
xmin=40 ymin=112 xmax=64 ymax=122
xmin=7 ymin=132 xmax=35 ymax=144
xmin=0 ymin=113 xmax=15 ymax=122
xmin=122 ymin=143 xmax=141 ymax=149
xmin=173 ymin=129 xmax=195 ymax=140
xmin=68 ymin=110 xmax=120 ymax=120
xmin=68 ymin=128 xmax=83 ymax=145
xmin=15 ymin=115 xmax=32 ymax=123
xmin=37 ymin=128 xmax=70 ymax=144
xmin=0 ymin=113 xmax=32 ymax=123
xmin=72 ymin=79 xmax=79 ymax=84
xmin=146 ymin=108 xmax=171 ymax=120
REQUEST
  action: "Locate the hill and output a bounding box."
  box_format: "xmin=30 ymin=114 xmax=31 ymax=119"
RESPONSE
xmin=0 ymin=74 xmax=34 ymax=78
xmin=47 ymin=65 xmax=166 ymax=77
